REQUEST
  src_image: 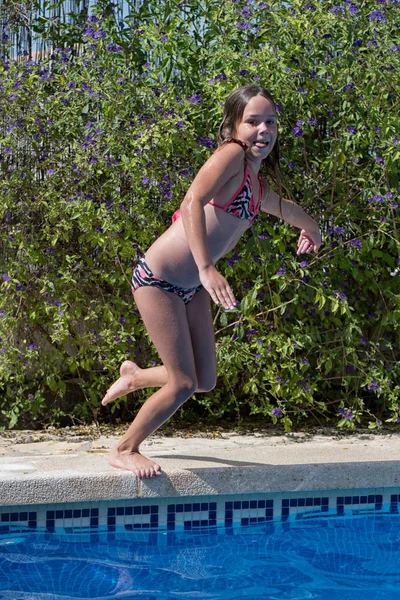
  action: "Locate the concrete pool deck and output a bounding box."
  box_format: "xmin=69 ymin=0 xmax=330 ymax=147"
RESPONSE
xmin=1 ymin=429 xmax=400 ymax=506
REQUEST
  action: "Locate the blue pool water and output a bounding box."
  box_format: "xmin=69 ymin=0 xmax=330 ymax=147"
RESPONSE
xmin=1 ymin=510 xmax=400 ymax=599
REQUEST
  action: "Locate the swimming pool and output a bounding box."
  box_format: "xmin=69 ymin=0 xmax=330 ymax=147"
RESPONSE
xmin=1 ymin=487 xmax=400 ymax=599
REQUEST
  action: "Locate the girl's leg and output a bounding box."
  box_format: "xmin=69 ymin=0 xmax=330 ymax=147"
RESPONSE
xmin=108 ymin=285 xmax=200 ymax=478
xmin=102 ymin=288 xmax=216 ymax=403
xmin=101 ymin=362 xmax=168 ymax=405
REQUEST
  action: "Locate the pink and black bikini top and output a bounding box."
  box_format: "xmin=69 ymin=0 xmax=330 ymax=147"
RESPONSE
xmin=172 ymin=158 xmax=263 ymax=226
xmin=208 ymin=160 xmax=263 ymax=226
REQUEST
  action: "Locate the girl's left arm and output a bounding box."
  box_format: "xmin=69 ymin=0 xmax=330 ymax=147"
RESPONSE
xmin=261 ymin=183 xmax=322 ymax=254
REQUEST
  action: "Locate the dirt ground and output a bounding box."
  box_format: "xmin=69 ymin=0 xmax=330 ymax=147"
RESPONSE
xmin=0 ymin=423 xmax=394 ymax=445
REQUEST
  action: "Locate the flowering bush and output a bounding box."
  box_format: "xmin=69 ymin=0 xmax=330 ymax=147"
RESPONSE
xmin=0 ymin=0 xmax=399 ymax=430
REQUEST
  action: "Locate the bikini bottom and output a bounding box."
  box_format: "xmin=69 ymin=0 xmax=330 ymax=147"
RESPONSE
xmin=131 ymin=257 xmax=203 ymax=305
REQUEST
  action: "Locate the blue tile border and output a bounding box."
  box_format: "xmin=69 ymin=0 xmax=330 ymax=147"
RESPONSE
xmin=0 ymin=487 xmax=399 ymax=535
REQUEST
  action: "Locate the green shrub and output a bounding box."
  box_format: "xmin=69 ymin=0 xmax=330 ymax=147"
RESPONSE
xmin=0 ymin=0 xmax=399 ymax=431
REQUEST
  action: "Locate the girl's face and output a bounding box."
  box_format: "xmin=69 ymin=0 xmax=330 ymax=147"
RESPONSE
xmin=233 ymin=95 xmax=278 ymax=161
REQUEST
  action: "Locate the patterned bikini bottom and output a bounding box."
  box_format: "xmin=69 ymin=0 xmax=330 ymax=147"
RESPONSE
xmin=131 ymin=257 xmax=203 ymax=305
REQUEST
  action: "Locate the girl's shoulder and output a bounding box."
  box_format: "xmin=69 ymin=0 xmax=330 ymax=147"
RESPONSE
xmin=210 ymin=139 xmax=248 ymax=172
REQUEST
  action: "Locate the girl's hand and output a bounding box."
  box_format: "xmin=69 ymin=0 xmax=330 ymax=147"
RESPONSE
xmin=296 ymin=229 xmax=322 ymax=255
xmin=199 ymin=265 xmax=237 ymax=310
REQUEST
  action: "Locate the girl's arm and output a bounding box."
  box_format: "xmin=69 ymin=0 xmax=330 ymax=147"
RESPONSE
xmin=180 ymin=143 xmax=245 ymax=271
xmin=261 ymin=183 xmax=319 ymax=232
xmin=179 ymin=143 xmax=245 ymax=309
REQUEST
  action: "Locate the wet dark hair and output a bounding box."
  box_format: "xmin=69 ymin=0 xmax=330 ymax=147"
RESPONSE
xmin=217 ymin=84 xmax=291 ymax=219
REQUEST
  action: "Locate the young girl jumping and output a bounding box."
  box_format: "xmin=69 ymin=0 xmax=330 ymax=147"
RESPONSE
xmin=101 ymin=84 xmax=322 ymax=478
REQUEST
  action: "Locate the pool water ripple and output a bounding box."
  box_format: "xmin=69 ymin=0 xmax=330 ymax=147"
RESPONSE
xmin=1 ymin=513 xmax=400 ymax=599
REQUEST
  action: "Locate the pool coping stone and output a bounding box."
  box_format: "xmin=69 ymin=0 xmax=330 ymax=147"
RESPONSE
xmin=1 ymin=431 xmax=400 ymax=505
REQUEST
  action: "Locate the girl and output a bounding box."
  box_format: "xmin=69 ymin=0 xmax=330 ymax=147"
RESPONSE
xmin=101 ymin=84 xmax=322 ymax=478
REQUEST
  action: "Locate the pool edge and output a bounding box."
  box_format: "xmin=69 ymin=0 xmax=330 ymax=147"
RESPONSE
xmin=1 ymin=460 xmax=400 ymax=506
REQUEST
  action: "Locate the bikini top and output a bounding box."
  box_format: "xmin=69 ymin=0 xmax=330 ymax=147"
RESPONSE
xmin=208 ymin=159 xmax=263 ymax=226
xmin=172 ymin=158 xmax=263 ymax=226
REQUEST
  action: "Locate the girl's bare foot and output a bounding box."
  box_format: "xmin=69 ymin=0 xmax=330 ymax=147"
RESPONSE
xmin=101 ymin=361 xmax=141 ymax=406
xmin=108 ymin=447 xmax=162 ymax=478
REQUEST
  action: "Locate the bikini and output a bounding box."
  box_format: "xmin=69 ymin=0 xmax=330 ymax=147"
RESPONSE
xmin=171 ymin=158 xmax=263 ymax=226
xmin=132 ymin=147 xmax=263 ymax=305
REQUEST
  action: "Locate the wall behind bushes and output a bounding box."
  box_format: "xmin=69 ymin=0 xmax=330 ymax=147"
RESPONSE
xmin=0 ymin=0 xmax=399 ymax=431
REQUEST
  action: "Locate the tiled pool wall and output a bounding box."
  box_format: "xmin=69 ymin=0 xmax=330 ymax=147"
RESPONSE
xmin=2 ymin=487 xmax=400 ymax=535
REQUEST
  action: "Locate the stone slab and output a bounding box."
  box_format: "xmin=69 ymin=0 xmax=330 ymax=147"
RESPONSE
xmin=1 ymin=431 xmax=400 ymax=505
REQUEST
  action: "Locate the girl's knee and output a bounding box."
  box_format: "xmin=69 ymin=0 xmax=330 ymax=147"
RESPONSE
xmin=170 ymin=375 xmax=198 ymax=402
xmin=196 ymin=378 xmax=217 ymax=393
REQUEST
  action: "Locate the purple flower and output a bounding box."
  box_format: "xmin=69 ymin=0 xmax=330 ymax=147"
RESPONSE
xmin=330 ymin=6 xmax=343 ymax=13
xmin=299 ymin=261 xmax=308 ymax=268
xmin=288 ymin=160 xmax=296 ymax=169
xmin=369 ymin=9 xmax=386 ymax=22
xmin=367 ymin=381 xmax=380 ymax=390
xmin=187 ymin=94 xmax=201 ymax=104
xmin=160 ymin=35 xmax=168 ymax=42
xmin=292 ymin=126 xmax=304 ymax=138
xmin=370 ymin=195 xmax=385 ymax=203
xmin=93 ymin=30 xmax=106 ymax=39
xmin=350 ymin=239 xmax=362 ymax=248
xmin=333 ymin=226 xmax=345 ymax=235
xmin=175 ymin=121 xmax=185 ymax=129
xmin=349 ymin=5 xmax=359 ymax=14
xmin=236 ymin=21 xmax=251 ymax=29
xmin=227 ymin=252 xmax=242 ymax=267
xmin=197 ymin=137 xmax=215 ymax=148
xmin=360 ymin=337 xmax=368 ymax=345
xmin=297 ymin=380 xmax=310 ymax=392
xmin=347 ymin=127 xmax=357 ymax=134
xmin=375 ymin=157 xmax=385 ymax=164
xmin=308 ymin=118 xmax=316 ymax=126
xmin=3 ymin=274 xmax=11 ymax=282
xmin=302 ymin=358 xmax=309 ymax=364
xmin=276 ymin=264 xmax=287 ymax=275
xmin=142 ymin=177 xmax=149 ymax=185
xmin=271 ymin=407 xmax=282 ymax=417
xmin=339 ymin=408 xmax=353 ymax=420
xmin=276 ymin=377 xmax=287 ymax=385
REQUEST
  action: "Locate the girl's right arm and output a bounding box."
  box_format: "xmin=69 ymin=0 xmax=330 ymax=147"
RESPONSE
xmin=180 ymin=143 xmax=245 ymax=309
